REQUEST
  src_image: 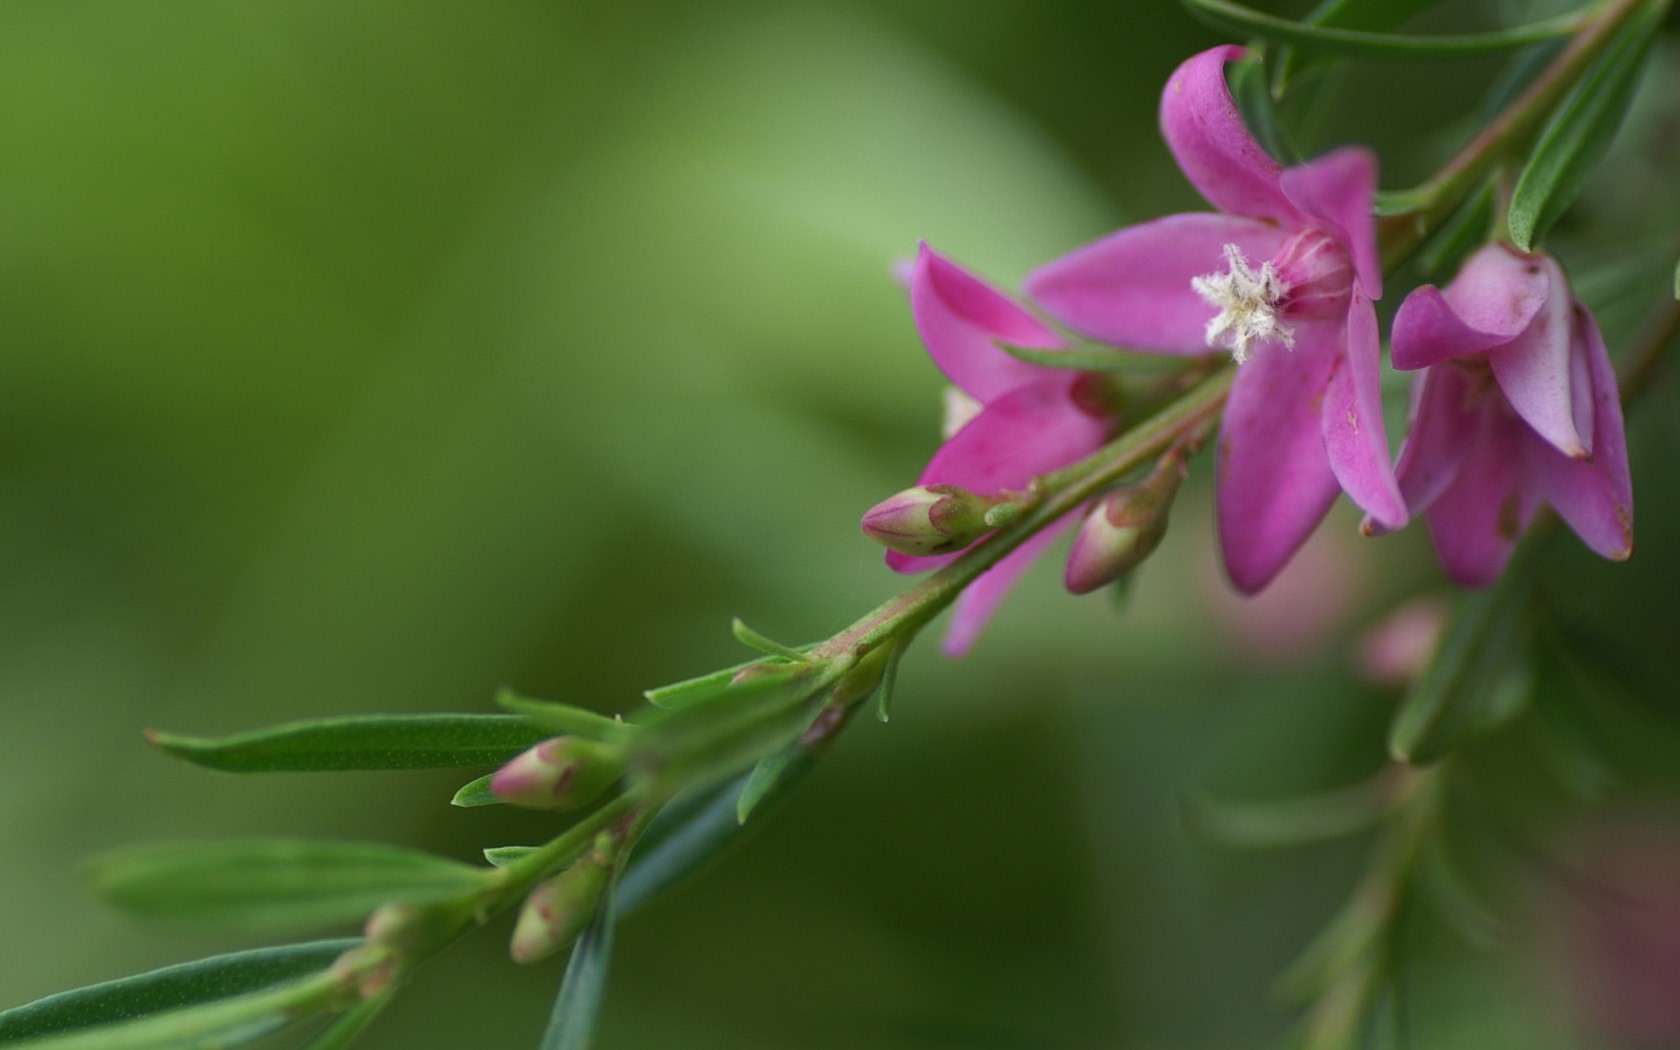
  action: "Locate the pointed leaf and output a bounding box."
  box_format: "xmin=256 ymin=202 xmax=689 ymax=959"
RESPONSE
xmin=1271 ymin=0 xmax=1454 ymax=93
xmin=538 ymin=884 xmax=617 ymax=1050
xmin=0 ymin=941 xmax=356 ymax=1044
xmin=628 ymin=667 xmax=826 ymax=797
xmin=875 ymin=643 xmax=904 ymax=724
xmin=1508 ymin=4 xmax=1663 ymax=251
xmin=1181 ymin=0 xmax=1583 ymax=61
xmin=146 ymin=715 xmax=549 ymax=773
xmin=297 ymin=993 xmax=390 ymax=1050
xmin=729 ymin=619 xmax=811 ymax=661
xmin=1183 ymin=776 xmax=1397 ymax=848
xmin=450 ymin=773 xmax=500 ymax=808
xmin=90 ymin=839 xmax=491 ymax=932
xmin=1413 ymin=181 xmax=1496 ymax=283
xmin=493 ymin=691 xmax=628 ymax=741
xmin=736 ymin=740 xmax=799 ymax=825
xmin=641 ymin=652 xmax=812 ymax=710
xmin=1390 ymin=562 xmax=1537 ymax=765
xmin=483 ymin=846 xmax=539 ymax=868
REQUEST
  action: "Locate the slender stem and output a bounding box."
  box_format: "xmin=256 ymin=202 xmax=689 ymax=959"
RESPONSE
xmin=813 ymin=366 xmax=1235 ymax=661
xmin=1379 ymin=0 xmax=1652 ymax=270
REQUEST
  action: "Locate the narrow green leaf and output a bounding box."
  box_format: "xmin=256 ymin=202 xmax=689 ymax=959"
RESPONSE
xmin=493 ymin=690 xmax=628 ymax=741
xmin=0 ymin=941 xmax=355 ymax=1044
xmin=90 ymin=839 xmax=491 ymax=932
xmin=1228 ymin=51 xmax=1298 ymax=165
xmin=537 ymin=883 xmax=617 ymax=1050
xmin=298 ymin=993 xmax=391 ymax=1050
xmin=1390 ymin=567 xmax=1537 ymax=765
xmin=1421 ymin=844 xmax=1503 ymax=949
xmin=450 ymin=773 xmax=500 ymax=808
xmin=642 ymin=650 xmax=813 ymax=710
xmin=483 ymin=846 xmax=539 ymax=868
xmin=629 ymin=667 xmax=826 ymax=796
xmin=1271 ymin=0 xmax=1453 ymax=94
xmin=1413 ymin=180 xmax=1496 ymax=283
xmin=735 ymin=740 xmax=798 ymax=825
xmin=875 ymin=642 xmax=903 ymax=724
xmin=729 ymin=619 xmax=810 ymax=661
xmin=1184 ymin=777 xmax=1397 ymax=848
xmin=146 ymin=715 xmax=549 ymax=773
xmin=1508 ymin=4 xmax=1663 ymax=251
xmin=1182 ymin=0 xmax=1583 ymax=61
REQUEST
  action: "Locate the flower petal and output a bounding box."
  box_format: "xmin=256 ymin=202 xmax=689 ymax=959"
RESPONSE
xmin=1216 ymin=332 xmax=1342 ymax=593
xmin=1390 ymin=245 xmax=1551 ymax=372
xmin=940 ymin=515 xmax=1079 ymax=657
xmin=1423 ymin=408 xmax=1537 ymax=587
xmin=1279 ymin=147 xmax=1382 ymax=299
xmin=1025 ymin=213 xmax=1289 ymax=352
xmin=1391 ymin=365 xmax=1477 ymax=521
xmin=886 ymin=376 xmax=1112 ymax=574
xmin=1322 ymin=290 xmax=1406 ymax=528
xmin=1526 ymin=304 xmax=1632 ymax=560
xmin=1487 ymin=252 xmax=1588 ymax=458
xmin=911 ymin=243 xmax=1065 ymax=403
xmin=1161 ymin=45 xmax=1303 ymax=225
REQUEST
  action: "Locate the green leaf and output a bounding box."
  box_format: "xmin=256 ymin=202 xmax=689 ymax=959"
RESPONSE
xmin=629 ymin=667 xmax=826 ymax=796
xmin=146 ymin=715 xmax=550 ymax=773
xmin=483 ymin=846 xmax=539 ymax=868
xmin=735 ymin=739 xmax=799 ymax=825
xmin=494 ymin=690 xmax=628 ymax=741
xmin=450 ymin=773 xmax=500 ymax=808
xmin=642 ymin=652 xmax=812 ymax=711
xmin=729 ymin=619 xmax=811 ymax=661
xmin=90 ymin=839 xmax=492 ymax=932
xmin=875 ymin=642 xmax=903 ymax=724
xmin=1181 ymin=0 xmax=1584 ymax=61
xmin=1413 ymin=180 xmax=1495 ymax=283
xmin=1227 ymin=51 xmax=1298 ymax=165
xmin=1183 ymin=777 xmax=1397 ymax=848
xmin=1390 ymin=567 xmax=1537 ymax=765
xmin=537 ymin=883 xmax=618 ymax=1050
xmin=298 ymin=993 xmax=391 ymax=1050
xmin=1271 ymin=0 xmax=1453 ymax=94
xmin=0 ymin=940 xmax=356 ymax=1044
xmin=1507 ymin=4 xmax=1663 ymax=251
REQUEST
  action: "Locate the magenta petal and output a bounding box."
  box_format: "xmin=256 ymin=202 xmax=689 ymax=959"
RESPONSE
xmin=885 ymin=376 xmax=1112 ymax=574
xmin=1487 ymin=253 xmax=1588 ymax=458
xmin=1321 ymin=292 xmax=1405 ymax=528
xmin=1279 ymin=147 xmax=1382 ymax=299
xmin=1526 ymin=304 xmax=1633 ymax=560
xmin=941 ymin=515 xmax=1077 ymax=657
xmin=1424 ymin=409 xmax=1537 ymax=587
xmin=1217 ymin=336 xmax=1342 ymax=594
xmin=1393 ymin=366 xmax=1476 ymax=519
xmin=911 ymin=243 xmax=1065 ymax=403
xmin=1160 ymin=46 xmax=1303 ymax=225
xmin=1025 ymin=213 xmax=1289 ymax=351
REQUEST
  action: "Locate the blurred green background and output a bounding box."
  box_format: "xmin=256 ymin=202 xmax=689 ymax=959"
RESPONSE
xmin=3 ymin=1 xmax=1679 ymax=1047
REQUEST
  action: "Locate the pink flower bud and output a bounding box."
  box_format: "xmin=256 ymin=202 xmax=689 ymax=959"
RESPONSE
xmin=491 ymin=737 xmax=622 ymax=812
xmin=509 ymin=845 xmax=612 ymax=965
xmin=1063 ymin=458 xmax=1184 ymax=595
xmin=860 ymin=484 xmax=998 ymax=557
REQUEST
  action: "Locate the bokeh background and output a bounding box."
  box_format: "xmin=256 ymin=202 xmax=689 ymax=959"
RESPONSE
xmin=3 ymin=1 xmax=1679 ymax=1047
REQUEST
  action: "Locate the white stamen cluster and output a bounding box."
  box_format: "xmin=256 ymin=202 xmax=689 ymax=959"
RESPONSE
xmin=1191 ymin=243 xmax=1294 ymax=364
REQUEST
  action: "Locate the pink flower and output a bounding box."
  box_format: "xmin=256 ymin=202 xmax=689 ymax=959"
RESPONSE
xmin=1387 ymin=243 xmax=1633 ymax=585
xmin=1025 ymin=45 xmax=1405 ymax=593
xmin=884 ymin=243 xmax=1115 ymax=656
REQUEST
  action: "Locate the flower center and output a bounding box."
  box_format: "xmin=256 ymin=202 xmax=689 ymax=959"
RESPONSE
xmin=1191 ymin=243 xmax=1293 ymax=364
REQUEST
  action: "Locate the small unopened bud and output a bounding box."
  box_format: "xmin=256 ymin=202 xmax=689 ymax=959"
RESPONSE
xmin=861 ymin=484 xmax=1000 ymax=557
xmin=1063 ymin=459 xmax=1185 ymax=595
xmin=509 ymin=839 xmax=612 ymax=965
xmin=329 ymin=942 xmax=399 ymax=1002
xmin=363 ymin=901 xmax=469 ymax=956
xmin=491 ymin=736 xmax=623 ymax=811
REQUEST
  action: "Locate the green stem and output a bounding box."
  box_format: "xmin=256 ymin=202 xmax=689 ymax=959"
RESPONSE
xmin=1379 ymin=0 xmax=1652 ymax=270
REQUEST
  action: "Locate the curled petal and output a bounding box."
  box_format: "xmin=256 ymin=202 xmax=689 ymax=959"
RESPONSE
xmin=1390 ymin=246 xmax=1553 ymax=372
xmin=1160 ymin=46 xmax=1303 ymax=225
xmin=1423 ymin=408 xmax=1538 ymax=587
xmin=886 ymin=376 xmax=1112 ymax=574
xmin=911 ymin=243 xmax=1064 ymax=403
xmin=1526 ymin=304 xmax=1632 ymax=560
xmin=1279 ymin=147 xmax=1382 ymax=299
xmin=1322 ymin=291 xmax=1405 ymax=528
xmin=1487 ymin=252 xmax=1589 ymax=458
xmin=1025 ymin=213 xmax=1289 ymax=352
xmin=1217 ymin=334 xmax=1342 ymax=594
xmin=941 ymin=515 xmax=1079 ymax=657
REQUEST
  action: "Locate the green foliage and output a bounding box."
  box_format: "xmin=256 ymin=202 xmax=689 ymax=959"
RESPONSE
xmin=1181 ymin=0 xmax=1584 ymax=60
xmin=735 ymin=740 xmax=800 ymax=825
xmin=450 ymin=773 xmax=501 ymax=808
xmin=88 ymin=840 xmax=491 ymax=932
xmin=1183 ymin=777 xmax=1396 ymax=848
xmin=299 ymin=995 xmax=392 ymax=1050
xmin=494 ymin=691 xmax=631 ymax=741
xmin=538 ymin=884 xmax=618 ymax=1050
xmin=0 ymin=940 xmax=355 ymax=1045
xmin=728 ymin=619 xmax=812 ymax=662
xmin=1508 ymin=2 xmax=1665 ymax=250
xmin=146 ymin=715 xmax=550 ymax=773
xmin=1269 ymin=0 xmax=1453 ymax=91
xmin=1412 ymin=181 xmax=1496 ymax=283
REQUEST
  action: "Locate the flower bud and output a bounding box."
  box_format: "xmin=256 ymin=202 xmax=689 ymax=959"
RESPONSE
xmin=860 ymin=484 xmax=999 ymax=557
xmin=363 ymin=901 xmax=470 ymax=956
xmin=491 ymin=736 xmax=623 ymax=811
xmin=509 ymin=840 xmax=612 ymax=965
xmin=1063 ymin=459 xmax=1185 ymax=595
